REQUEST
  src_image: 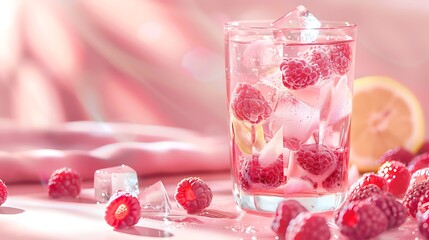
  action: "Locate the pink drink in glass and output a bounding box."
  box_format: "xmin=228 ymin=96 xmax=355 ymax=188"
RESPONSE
xmin=224 ymin=19 xmax=356 ymax=213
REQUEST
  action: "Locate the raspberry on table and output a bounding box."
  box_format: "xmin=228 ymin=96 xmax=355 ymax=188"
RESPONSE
xmin=403 ymin=180 xmax=429 ymax=217
xmin=408 ymin=153 xmax=429 ymax=174
xmin=280 ymin=58 xmax=319 ymax=90
xmin=348 ymin=184 xmax=384 ymax=202
xmin=329 ymin=42 xmax=352 ymax=75
xmin=337 ymin=201 xmax=388 ymax=240
xmin=104 ymin=191 xmax=141 ymax=229
xmin=377 ymin=160 xmax=411 ymax=198
xmin=271 ymin=200 xmax=307 ymax=238
xmin=365 ymin=193 xmax=407 ymax=229
xmin=48 ymin=167 xmax=81 ymax=199
xmin=286 ymin=212 xmax=331 ymax=240
xmin=0 ymin=179 xmax=7 ymax=206
xmin=418 ymin=210 xmax=429 ymax=239
xmin=410 ymin=168 xmax=429 ymax=187
xmin=295 ymin=144 xmax=337 ymax=176
xmin=322 ymin=148 xmax=348 ymax=192
xmin=349 ymin=173 xmax=388 ymax=194
xmin=418 ymin=190 xmax=429 ymax=216
xmin=304 ymin=46 xmax=332 ymax=80
xmin=174 ymin=177 xmax=213 ymax=213
xmin=378 ymin=147 xmax=414 ymax=166
xmin=231 ymin=83 xmax=272 ymax=124
xmin=240 ymin=155 xmax=285 ymax=191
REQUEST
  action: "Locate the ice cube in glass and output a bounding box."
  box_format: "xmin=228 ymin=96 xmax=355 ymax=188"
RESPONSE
xmin=272 ymin=5 xmax=321 ymax=43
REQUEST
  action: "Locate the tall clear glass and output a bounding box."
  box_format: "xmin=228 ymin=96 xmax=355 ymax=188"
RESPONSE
xmin=224 ymin=20 xmax=357 ymax=213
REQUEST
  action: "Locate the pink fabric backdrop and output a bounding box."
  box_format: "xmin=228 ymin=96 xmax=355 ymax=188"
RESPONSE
xmin=0 ymin=0 xmax=428 ymax=182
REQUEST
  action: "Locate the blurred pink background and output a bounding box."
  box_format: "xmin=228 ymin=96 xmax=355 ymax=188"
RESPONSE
xmin=1 ymin=0 xmax=429 ymax=136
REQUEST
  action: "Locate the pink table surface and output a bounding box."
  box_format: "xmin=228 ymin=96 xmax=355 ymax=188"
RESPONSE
xmin=0 ymin=171 xmax=425 ymax=240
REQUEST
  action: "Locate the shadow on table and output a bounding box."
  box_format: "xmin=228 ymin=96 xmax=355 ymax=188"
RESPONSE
xmin=118 ymin=226 xmax=174 ymax=238
xmin=0 ymin=206 xmax=25 ymax=214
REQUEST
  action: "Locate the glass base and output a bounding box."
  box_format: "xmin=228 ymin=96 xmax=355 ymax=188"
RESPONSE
xmin=233 ymin=186 xmax=347 ymax=213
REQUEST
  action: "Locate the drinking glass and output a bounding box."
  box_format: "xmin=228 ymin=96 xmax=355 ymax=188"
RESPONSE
xmin=224 ymin=20 xmax=357 ymax=213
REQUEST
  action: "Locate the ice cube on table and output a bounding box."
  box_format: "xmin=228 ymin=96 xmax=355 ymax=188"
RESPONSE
xmin=94 ymin=165 xmax=139 ymax=203
xmin=272 ymin=5 xmax=321 ymax=43
xmin=139 ymin=181 xmax=172 ymax=217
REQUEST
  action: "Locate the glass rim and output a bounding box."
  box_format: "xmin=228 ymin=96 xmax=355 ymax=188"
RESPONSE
xmin=224 ymin=20 xmax=357 ymax=31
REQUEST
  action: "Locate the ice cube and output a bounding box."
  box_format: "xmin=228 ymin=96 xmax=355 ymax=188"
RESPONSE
xmin=241 ymin=39 xmax=282 ymax=75
xmin=290 ymin=85 xmax=323 ymax=108
xmin=259 ymin=127 xmax=284 ymax=167
xmin=284 ymin=178 xmax=315 ymax=194
xmin=94 ymin=165 xmax=139 ymax=203
xmin=272 ymin=5 xmax=321 ymax=43
xmin=139 ymin=181 xmax=172 ymax=217
xmin=270 ymin=94 xmax=319 ymax=149
xmin=328 ymin=75 xmax=352 ymax=125
xmin=258 ymin=70 xmax=282 ymax=103
xmin=311 ymin=76 xmax=351 ymax=146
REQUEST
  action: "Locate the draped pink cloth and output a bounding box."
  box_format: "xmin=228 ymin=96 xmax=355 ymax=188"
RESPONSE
xmin=0 ymin=122 xmax=229 ymax=183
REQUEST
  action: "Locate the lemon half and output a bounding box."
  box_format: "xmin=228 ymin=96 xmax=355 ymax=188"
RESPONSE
xmin=350 ymin=76 xmax=425 ymax=172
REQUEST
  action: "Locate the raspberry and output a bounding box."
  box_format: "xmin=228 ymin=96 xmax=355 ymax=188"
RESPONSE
xmin=408 ymin=153 xmax=429 ymax=174
xmin=337 ymin=201 xmax=388 ymax=240
xmin=403 ymin=180 xmax=429 ymax=217
xmin=377 ymin=161 xmax=411 ymax=198
xmin=418 ymin=210 xmax=429 ymax=239
xmin=231 ymin=83 xmax=272 ymax=124
xmin=350 ymin=173 xmax=388 ymax=193
xmin=271 ymin=200 xmax=307 ymax=238
xmin=48 ymin=167 xmax=81 ymax=199
xmin=321 ymin=162 xmax=343 ymax=192
xmin=280 ymin=58 xmax=319 ymax=90
xmin=174 ymin=177 xmax=213 ymax=213
xmin=365 ymin=193 xmax=407 ymax=229
xmin=348 ymin=184 xmax=383 ymax=202
xmin=329 ymin=43 xmax=352 ymax=75
xmin=240 ymin=155 xmax=285 ymax=191
xmin=105 ymin=191 xmax=141 ymax=229
xmin=410 ymin=168 xmax=429 ymax=187
xmin=418 ymin=190 xmax=429 ymax=215
xmin=322 ymin=148 xmax=348 ymax=192
xmin=379 ymin=147 xmax=414 ymax=166
xmin=286 ymin=212 xmax=331 ymax=240
xmin=295 ymin=144 xmax=337 ymax=176
xmin=304 ymin=46 xmax=332 ymax=80
xmin=0 ymin=179 xmax=7 ymax=206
